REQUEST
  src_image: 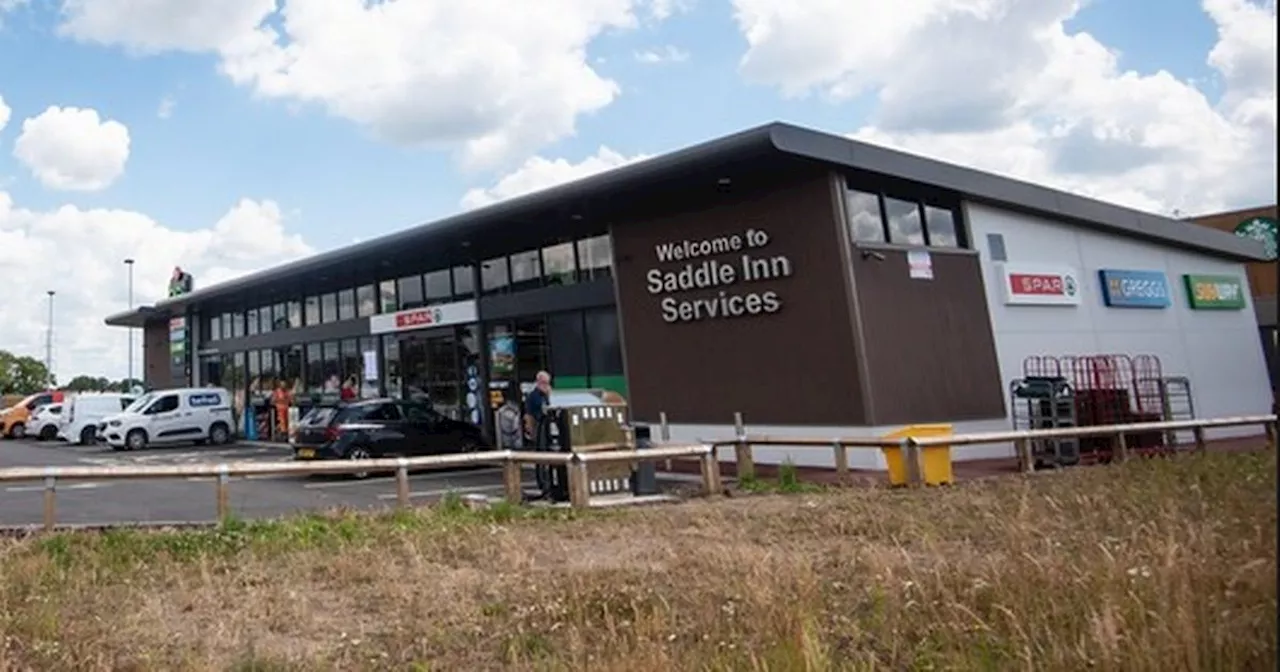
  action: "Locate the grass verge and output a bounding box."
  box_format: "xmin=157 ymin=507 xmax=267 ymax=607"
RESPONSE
xmin=1 ymin=451 xmax=1275 ymax=671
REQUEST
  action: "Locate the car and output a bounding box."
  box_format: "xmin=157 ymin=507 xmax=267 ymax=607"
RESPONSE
xmin=59 ymin=392 xmax=137 ymax=446
xmin=28 ymin=403 xmax=64 ymax=441
xmin=290 ymin=398 xmax=488 ymax=478
xmin=97 ymin=387 xmax=235 ymax=451
xmin=1 ymin=390 xmax=66 ymax=439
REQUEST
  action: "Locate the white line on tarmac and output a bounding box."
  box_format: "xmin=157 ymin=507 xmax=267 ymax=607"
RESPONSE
xmin=5 ymin=482 xmax=112 ymax=493
xmin=374 ymin=482 xmax=534 ymax=500
xmin=301 ymin=467 xmax=504 ymax=489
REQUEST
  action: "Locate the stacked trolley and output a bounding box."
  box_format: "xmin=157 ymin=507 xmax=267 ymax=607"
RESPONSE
xmin=1011 ymin=354 xmax=1193 ymax=467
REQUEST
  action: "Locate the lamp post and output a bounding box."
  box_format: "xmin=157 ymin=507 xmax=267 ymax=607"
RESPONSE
xmin=45 ymin=290 xmax=55 ymax=387
xmin=125 ymin=258 xmax=135 ymax=391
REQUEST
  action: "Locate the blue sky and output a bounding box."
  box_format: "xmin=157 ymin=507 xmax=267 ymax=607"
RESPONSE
xmin=0 ymin=0 xmax=1274 ymax=377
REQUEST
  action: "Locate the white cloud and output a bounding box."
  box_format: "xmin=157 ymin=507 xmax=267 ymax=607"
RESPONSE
xmin=156 ymin=95 xmax=175 ymax=119
xmin=732 ymin=0 xmax=1278 ymax=215
xmin=1 ymin=0 xmax=29 ymax=26
xmin=0 ymin=192 xmax=314 ymax=381
xmin=634 ymin=45 xmax=690 ymax=64
xmin=460 ymin=146 xmax=651 ymax=210
xmin=646 ymin=0 xmax=694 ymax=21
xmin=12 ymin=105 xmax=131 ymax=191
xmin=57 ymin=0 xmax=680 ymax=169
xmin=0 ymin=94 xmax=9 ymax=132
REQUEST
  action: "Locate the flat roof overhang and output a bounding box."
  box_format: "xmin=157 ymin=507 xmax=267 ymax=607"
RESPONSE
xmin=104 ymin=122 xmax=1270 ymax=328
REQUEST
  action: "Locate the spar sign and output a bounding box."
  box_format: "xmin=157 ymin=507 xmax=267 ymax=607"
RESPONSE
xmin=998 ymin=263 xmax=1081 ymax=306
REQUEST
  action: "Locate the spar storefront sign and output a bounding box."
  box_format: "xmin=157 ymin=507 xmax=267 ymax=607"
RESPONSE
xmin=998 ymin=263 xmax=1081 ymax=306
xmin=368 ymin=299 xmax=478 ymax=335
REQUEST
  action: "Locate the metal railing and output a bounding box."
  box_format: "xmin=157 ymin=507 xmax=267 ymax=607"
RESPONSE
xmin=694 ymin=412 xmax=1278 ymax=486
xmin=0 ymin=443 xmax=717 ymax=532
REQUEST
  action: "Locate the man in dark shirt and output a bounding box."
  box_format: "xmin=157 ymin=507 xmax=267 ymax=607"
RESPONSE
xmin=523 ymin=370 xmax=552 ymax=442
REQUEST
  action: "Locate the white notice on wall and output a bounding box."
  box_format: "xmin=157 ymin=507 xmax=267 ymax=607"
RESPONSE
xmin=363 ymin=350 xmax=379 ymax=381
xmin=907 ymin=249 xmax=933 ymax=280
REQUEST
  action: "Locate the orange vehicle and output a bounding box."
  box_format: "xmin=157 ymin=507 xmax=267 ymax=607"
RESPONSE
xmin=2 ymin=390 xmax=66 ymax=439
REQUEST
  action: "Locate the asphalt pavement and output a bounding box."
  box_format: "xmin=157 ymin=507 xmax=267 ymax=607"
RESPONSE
xmin=0 ymin=437 xmax=546 ymax=528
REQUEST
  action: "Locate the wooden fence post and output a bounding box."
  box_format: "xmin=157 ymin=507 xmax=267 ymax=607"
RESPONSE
xmin=1015 ymin=438 xmax=1033 ymax=474
xmin=503 ymin=459 xmax=524 ymax=504
xmin=568 ymin=457 xmax=590 ymax=509
xmin=699 ymin=450 xmax=722 ymax=496
xmin=733 ymin=412 xmax=755 ymax=481
xmin=42 ymin=473 xmax=57 ymax=532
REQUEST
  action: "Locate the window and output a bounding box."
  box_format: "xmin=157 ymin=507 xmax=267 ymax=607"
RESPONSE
xmin=584 ymin=307 xmax=624 ymax=379
xmin=246 ymin=308 xmax=260 ymax=335
xmin=356 ymin=285 xmax=377 ymax=317
xmin=340 ymin=339 xmax=361 ymax=388
xmin=282 ymin=345 xmax=303 ymax=393
xmin=208 ymin=315 xmax=222 ymax=342
xmin=374 ymin=280 xmax=395 ymax=313
xmin=220 ymin=313 xmax=233 ymax=340
xmin=229 ymin=312 xmax=244 ymax=338
xmin=320 ymin=293 xmax=338 ymax=323
xmin=305 ymin=344 xmax=324 ymax=395
xmin=287 ymin=301 xmax=303 ymax=328
xmin=260 ymin=348 xmax=278 ymax=385
xmin=543 ymin=242 xmax=576 ymax=285
xmin=259 ymin=306 xmax=274 ymax=333
xmin=337 ymin=289 xmax=357 ymax=321
xmin=509 ymin=249 xmax=542 ymax=290
xmin=453 ymin=266 xmax=475 ymax=297
xmin=322 ymin=342 xmax=341 ymax=391
xmin=383 ymin=335 xmax=401 ymax=399
xmin=884 ymin=197 xmax=924 ymax=246
xmin=304 ymin=296 xmax=320 ymax=326
xmin=397 ymin=275 xmax=424 ymax=309
xmin=424 ymin=269 xmax=452 ymax=302
xmin=272 ymin=303 xmax=287 ymax=331
xmin=577 ymin=234 xmax=612 ymax=281
xmin=146 ymin=394 xmax=180 ymax=414
xmin=515 ymin=318 xmax=549 ymax=385
xmin=847 ymin=189 xmax=886 ymax=243
xmin=361 ymin=403 xmax=402 ymax=422
xmin=247 ymin=350 xmax=261 ymax=392
xmin=924 ymin=205 xmax=960 ymax=247
xmin=481 ymin=257 xmax=509 ymax=293
xmin=547 ymin=312 xmax=588 ymax=381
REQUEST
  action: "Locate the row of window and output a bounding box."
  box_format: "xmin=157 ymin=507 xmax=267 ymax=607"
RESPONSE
xmin=846 ymin=187 xmax=961 ymax=248
xmin=204 ymin=233 xmax=614 ymax=342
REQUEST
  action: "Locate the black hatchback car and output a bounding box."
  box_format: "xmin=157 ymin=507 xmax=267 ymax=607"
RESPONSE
xmin=291 ymin=399 xmax=488 ymax=472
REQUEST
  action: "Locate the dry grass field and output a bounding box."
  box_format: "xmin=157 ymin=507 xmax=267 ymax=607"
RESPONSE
xmin=1 ymin=450 xmax=1275 ymax=671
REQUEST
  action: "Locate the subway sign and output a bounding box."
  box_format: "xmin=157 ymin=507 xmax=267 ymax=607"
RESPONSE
xmin=1183 ymin=274 xmax=1246 ymax=310
xmin=1098 ymin=269 xmax=1170 ymax=308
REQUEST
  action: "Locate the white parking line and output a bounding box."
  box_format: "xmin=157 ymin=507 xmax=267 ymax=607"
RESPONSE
xmin=301 ymin=467 xmax=504 ymax=489
xmin=373 ymin=482 xmax=533 ymax=500
xmin=5 ymin=482 xmax=112 ymax=493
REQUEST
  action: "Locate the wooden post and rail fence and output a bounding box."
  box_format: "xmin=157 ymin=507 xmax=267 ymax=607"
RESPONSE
xmin=0 ymin=414 xmax=1273 ymax=532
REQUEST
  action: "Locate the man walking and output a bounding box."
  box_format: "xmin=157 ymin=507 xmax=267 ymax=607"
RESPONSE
xmin=523 ymin=370 xmax=553 ymax=444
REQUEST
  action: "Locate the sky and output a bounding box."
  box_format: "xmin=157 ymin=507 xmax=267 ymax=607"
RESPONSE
xmin=0 ymin=0 xmax=1276 ymax=383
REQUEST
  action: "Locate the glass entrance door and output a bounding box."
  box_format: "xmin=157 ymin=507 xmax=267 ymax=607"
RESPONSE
xmin=398 ymin=329 xmax=462 ymax=420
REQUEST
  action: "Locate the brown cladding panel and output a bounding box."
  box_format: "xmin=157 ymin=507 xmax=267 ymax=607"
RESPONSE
xmin=1188 ymin=206 xmax=1277 ymax=299
xmin=612 ymin=171 xmax=865 ymax=426
xmin=852 ymin=248 xmax=1005 ymax=425
xmin=142 ymin=321 xmax=170 ymax=389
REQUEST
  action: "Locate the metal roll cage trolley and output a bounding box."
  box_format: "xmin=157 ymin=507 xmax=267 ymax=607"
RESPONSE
xmin=526 ymin=398 xmax=658 ymax=504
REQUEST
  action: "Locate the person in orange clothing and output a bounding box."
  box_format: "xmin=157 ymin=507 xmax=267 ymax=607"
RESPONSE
xmin=272 ymin=381 xmax=292 ymax=440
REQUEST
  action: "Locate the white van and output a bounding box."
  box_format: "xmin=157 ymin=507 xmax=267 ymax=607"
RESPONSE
xmin=98 ymin=387 xmax=235 ymax=451
xmin=29 ymin=403 xmax=64 ymax=441
xmin=60 ymin=392 xmax=137 ymax=445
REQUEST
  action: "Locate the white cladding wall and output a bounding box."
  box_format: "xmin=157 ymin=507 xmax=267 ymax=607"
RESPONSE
xmin=966 ymin=202 xmax=1272 ymax=440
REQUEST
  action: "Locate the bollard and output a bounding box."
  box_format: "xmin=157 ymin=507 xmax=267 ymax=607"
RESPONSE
xmin=1015 ymin=438 xmax=1033 ymax=474
xmin=395 ymin=458 xmax=411 ymax=509
xmin=567 ymin=457 xmax=590 ymax=509
xmin=215 ymin=464 xmax=231 ymax=521
xmin=43 ymin=470 xmax=57 ymax=532
xmin=733 ymin=412 xmax=755 ymax=481
xmin=503 ymin=459 xmax=524 ymax=504
xmin=832 ymin=439 xmax=848 ymax=483
xmin=1114 ymin=432 xmax=1129 ymax=463
xmin=1193 ymin=426 xmax=1207 ymax=453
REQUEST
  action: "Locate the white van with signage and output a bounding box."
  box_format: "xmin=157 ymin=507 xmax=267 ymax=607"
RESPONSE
xmin=60 ymin=392 xmax=137 ymax=445
xmin=97 ymin=387 xmax=235 ymax=451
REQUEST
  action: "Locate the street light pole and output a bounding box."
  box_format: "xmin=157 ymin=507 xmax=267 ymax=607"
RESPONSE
xmin=125 ymin=258 xmax=135 ymax=391
xmin=45 ymin=290 xmax=55 ymax=387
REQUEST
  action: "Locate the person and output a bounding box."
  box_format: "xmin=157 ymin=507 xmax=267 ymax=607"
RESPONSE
xmin=523 ymin=370 xmax=553 ymax=443
xmin=339 ymin=376 xmax=357 ymax=402
xmin=496 ymin=392 xmax=523 ymax=449
xmin=272 ymin=381 xmax=292 ymax=439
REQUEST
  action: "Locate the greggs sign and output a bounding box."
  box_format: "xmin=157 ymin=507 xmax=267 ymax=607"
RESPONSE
xmin=369 ymin=299 xmax=478 ymax=335
xmin=998 ymin=263 xmax=1081 ymax=306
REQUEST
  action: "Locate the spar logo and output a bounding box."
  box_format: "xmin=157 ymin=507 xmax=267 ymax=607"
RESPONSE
xmin=1009 ymin=272 xmax=1077 ymax=297
xmin=394 ymin=306 xmax=445 ymax=329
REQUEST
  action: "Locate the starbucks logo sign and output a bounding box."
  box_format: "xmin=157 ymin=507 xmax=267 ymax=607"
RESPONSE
xmin=1234 ymin=216 xmax=1278 ymax=261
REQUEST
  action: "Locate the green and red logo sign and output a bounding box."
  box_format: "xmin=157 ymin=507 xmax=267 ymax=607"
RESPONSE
xmin=1234 ymin=216 xmax=1278 ymax=260
xmin=1183 ymin=274 xmax=1246 ymax=310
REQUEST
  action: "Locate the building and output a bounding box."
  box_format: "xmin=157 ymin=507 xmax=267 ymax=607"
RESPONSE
xmin=1185 ymin=205 xmax=1278 ymax=398
xmin=106 ymin=122 xmax=1274 ymax=467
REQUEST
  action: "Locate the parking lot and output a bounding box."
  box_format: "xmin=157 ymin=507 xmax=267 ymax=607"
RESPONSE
xmin=0 ymin=437 xmax=549 ymax=528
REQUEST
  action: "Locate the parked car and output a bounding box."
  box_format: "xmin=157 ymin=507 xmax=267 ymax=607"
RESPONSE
xmin=291 ymin=398 xmax=487 ymax=478
xmin=60 ymin=392 xmax=137 ymax=445
xmin=98 ymin=387 xmax=234 ymax=451
xmin=28 ymin=403 xmax=64 ymax=441
xmin=1 ymin=390 xmax=66 ymax=439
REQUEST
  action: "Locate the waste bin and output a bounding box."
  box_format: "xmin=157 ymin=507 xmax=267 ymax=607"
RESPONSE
xmin=881 ymin=424 xmax=954 ymax=486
